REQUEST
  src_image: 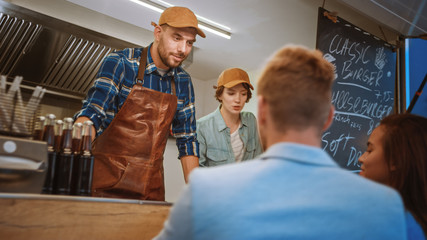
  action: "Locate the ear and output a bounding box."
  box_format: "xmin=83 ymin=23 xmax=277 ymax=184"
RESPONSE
xmin=257 ymin=96 xmax=267 ymax=126
xmin=153 ymin=25 xmax=162 ymax=42
xmin=322 ymin=105 xmax=335 ymax=131
xmin=218 ymin=94 xmax=223 ymax=102
xmin=389 ymin=163 xmax=397 ymax=171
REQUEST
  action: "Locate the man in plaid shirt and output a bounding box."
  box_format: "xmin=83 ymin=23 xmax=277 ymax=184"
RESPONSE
xmin=74 ymin=6 xmax=205 ymax=200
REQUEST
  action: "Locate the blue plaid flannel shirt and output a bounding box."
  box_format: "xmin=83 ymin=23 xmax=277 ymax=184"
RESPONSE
xmin=75 ymin=43 xmax=199 ymax=158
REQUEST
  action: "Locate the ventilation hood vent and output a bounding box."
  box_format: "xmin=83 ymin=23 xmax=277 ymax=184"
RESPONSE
xmin=0 ymin=1 xmax=140 ymax=99
xmin=41 ymin=36 xmax=112 ymax=93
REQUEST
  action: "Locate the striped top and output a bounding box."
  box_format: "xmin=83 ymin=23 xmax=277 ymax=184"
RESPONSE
xmin=230 ymin=125 xmax=244 ymax=162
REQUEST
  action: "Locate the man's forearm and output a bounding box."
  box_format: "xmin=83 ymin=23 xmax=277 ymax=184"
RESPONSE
xmin=180 ymin=155 xmax=199 ymax=183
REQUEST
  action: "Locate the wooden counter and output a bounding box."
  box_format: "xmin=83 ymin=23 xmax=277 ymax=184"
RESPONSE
xmin=0 ymin=193 xmax=172 ymax=240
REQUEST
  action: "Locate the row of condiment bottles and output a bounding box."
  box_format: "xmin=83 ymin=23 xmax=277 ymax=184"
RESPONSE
xmin=33 ymin=114 xmax=94 ymax=196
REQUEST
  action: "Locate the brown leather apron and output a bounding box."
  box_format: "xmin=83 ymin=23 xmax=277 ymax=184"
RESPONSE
xmin=91 ymin=48 xmax=177 ymax=201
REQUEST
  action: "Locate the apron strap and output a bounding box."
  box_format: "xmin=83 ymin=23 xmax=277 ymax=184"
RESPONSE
xmin=136 ymin=47 xmax=177 ymax=96
xmin=170 ymin=77 xmax=176 ymax=96
xmin=136 ymin=47 xmax=148 ymax=85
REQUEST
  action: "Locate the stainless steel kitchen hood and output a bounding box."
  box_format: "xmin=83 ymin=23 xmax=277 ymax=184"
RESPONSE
xmin=0 ymin=0 xmax=141 ymax=99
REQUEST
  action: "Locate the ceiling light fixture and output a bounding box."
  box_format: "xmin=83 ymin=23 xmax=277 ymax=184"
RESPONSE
xmin=129 ymin=0 xmax=232 ymax=39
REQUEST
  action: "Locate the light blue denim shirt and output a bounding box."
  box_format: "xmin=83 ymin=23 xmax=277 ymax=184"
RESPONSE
xmin=196 ymin=106 xmax=263 ymax=167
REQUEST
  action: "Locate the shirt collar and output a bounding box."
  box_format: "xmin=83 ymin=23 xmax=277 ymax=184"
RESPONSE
xmin=260 ymin=142 xmax=338 ymax=167
xmin=213 ymin=105 xmax=249 ymax=132
xmin=240 ymin=112 xmax=249 ymax=127
xmin=213 ymin=106 xmax=227 ymax=132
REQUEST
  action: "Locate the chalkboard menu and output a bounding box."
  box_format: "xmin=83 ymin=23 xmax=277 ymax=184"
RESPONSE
xmin=316 ymin=8 xmax=396 ymax=172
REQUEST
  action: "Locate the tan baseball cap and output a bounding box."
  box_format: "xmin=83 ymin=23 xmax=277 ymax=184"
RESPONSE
xmin=217 ymin=68 xmax=254 ymax=90
xmin=152 ymin=6 xmax=206 ymax=38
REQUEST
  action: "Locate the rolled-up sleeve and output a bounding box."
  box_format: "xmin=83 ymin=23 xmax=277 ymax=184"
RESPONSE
xmin=171 ymin=78 xmax=200 ymax=158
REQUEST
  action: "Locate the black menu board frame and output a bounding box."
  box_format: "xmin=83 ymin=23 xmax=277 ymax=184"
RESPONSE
xmin=316 ymin=7 xmax=396 ymax=172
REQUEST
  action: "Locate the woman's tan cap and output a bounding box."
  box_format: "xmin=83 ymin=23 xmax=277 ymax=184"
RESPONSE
xmin=217 ymin=68 xmax=254 ymax=89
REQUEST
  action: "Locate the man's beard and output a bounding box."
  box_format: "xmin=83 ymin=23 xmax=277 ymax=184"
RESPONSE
xmin=157 ymin=39 xmax=187 ymax=68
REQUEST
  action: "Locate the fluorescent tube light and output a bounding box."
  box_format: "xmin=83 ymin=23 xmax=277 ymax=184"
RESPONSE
xmin=129 ymin=0 xmax=232 ymax=39
xmin=199 ymin=24 xmax=231 ymax=39
xmin=129 ymin=0 xmax=163 ymax=13
xmin=197 ymin=15 xmax=231 ymax=31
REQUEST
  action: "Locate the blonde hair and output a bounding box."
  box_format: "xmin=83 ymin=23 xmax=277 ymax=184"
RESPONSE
xmin=257 ymin=45 xmax=335 ymax=133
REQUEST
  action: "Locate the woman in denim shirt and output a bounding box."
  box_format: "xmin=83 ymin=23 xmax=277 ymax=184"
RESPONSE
xmin=358 ymin=113 xmax=427 ymax=239
xmin=197 ymin=68 xmax=263 ymax=167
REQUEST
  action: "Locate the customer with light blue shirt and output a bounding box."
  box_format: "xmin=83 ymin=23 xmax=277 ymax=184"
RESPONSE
xmin=197 ymin=68 xmax=263 ymax=167
xmin=154 ymin=45 xmax=407 ymax=239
